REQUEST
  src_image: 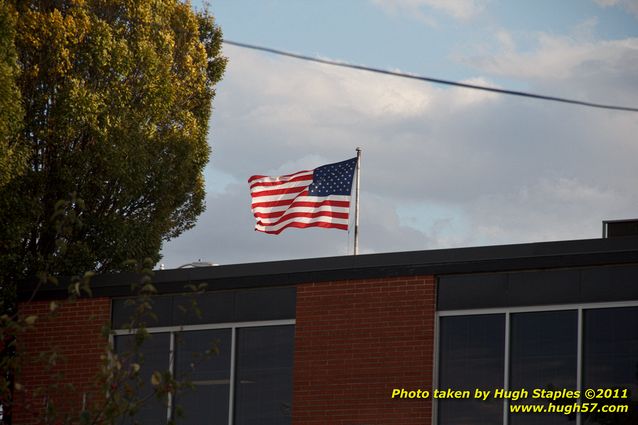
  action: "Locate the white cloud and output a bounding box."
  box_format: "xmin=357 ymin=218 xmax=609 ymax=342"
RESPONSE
xmin=495 ymin=30 xmax=516 ymax=52
xmin=161 ymin=38 xmax=638 ymax=266
xmin=594 ymin=0 xmax=638 ymax=19
xmin=465 ymin=32 xmax=638 ymax=106
xmin=470 ymin=178 xmax=631 ymax=244
xmin=468 ymin=35 xmax=638 ymax=79
xmin=371 ymin=0 xmax=488 ymax=23
xmin=449 ymin=77 xmax=500 ymax=107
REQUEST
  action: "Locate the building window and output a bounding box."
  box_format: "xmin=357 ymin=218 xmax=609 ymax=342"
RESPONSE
xmin=438 ymin=314 xmax=505 ymax=425
xmin=583 ymin=307 xmax=638 ymax=425
xmin=114 ymin=323 xmax=295 ymax=425
xmin=115 ymin=332 xmax=171 ymax=424
xmin=438 ymin=304 xmax=638 ymax=425
xmin=111 ymin=287 xmax=296 ymax=424
xmin=174 ymin=329 xmax=232 ymax=425
xmin=235 ymin=326 xmax=295 ymax=425
xmin=509 ymin=311 xmax=577 ymax=425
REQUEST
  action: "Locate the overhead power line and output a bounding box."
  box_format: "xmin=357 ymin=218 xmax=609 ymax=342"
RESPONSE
xmin=223 ymin=40 xmax=638 ymax=113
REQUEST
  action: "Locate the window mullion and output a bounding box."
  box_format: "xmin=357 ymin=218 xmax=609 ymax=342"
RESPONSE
xmin=167 ymin=331 xmax=175 ymax=423
xmin=576 ymin=308 xmax=583 ymax=425
xmin=228 ymin=327 xmax=237 ymax=425
xmin=503 ymin=312 xmax=510 ymax=425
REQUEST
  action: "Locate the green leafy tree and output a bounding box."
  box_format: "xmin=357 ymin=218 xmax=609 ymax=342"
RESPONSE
xmin=0 ymin=0 xmax=25 ymax=189
xmin=0 ymin=1 xmax=26 ymax=330
xmin=0 ymin=0 xmax=226 ymax=282
xmin=0 ymin=2 xmax=226 ymax=421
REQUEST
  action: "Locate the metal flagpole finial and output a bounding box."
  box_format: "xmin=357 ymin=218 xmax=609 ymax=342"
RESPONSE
xmin=354 ymin=148 xmax=362 ymax=255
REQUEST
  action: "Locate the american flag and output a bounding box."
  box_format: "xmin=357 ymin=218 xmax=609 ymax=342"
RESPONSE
xmin=248 ymin=158 xmax=358 ymax=234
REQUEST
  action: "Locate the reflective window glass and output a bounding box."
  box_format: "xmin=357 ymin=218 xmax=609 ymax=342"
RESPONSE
xmin=509 ymin=311 xmax=578 ymax=425
xmin=174 ymin=329 xmax=232 ymax=425
xmin=115 ymin=332 xmax=170 ymax=425
xmin=583 ymin=307 xmax=638 ymax=425
xmin=234 ymin=326 xmax=295 ymax=425
xmin=438 ymin=314 xmax=505 ymax=425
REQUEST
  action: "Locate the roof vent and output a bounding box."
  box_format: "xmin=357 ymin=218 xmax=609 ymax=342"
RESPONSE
xmin=178 ymin=259 xmax=219 ymax=268
xmin=603 ymin=219 xmax=638 ymax=238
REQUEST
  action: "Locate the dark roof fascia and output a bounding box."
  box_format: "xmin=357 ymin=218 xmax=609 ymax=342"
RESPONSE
xmin=19 ymin=236 xmax=638 ymax=300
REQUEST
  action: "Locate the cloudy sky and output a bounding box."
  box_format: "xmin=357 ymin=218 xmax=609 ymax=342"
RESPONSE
xmin=160 ymin=0 xmax=638 ymax=268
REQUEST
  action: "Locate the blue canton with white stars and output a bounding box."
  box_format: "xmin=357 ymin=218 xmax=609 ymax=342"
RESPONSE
xmin=308 ymin=157 xmax=357 ymax=196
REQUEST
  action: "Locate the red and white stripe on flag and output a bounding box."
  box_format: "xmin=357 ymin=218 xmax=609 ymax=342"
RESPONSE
xmin=248 ymin=168 xmax=352 ymax=235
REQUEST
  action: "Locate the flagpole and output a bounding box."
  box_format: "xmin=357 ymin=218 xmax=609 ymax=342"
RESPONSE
xmin=354 ymin=147 xmax=362 ymax=255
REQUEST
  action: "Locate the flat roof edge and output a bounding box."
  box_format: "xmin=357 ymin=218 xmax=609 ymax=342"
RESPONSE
xmin=18 ymin=236 xmax=638 ymax=300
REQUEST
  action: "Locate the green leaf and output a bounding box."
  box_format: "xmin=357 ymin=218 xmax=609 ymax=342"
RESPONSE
xmin=0 ymin=0 xmax=226 ymax=281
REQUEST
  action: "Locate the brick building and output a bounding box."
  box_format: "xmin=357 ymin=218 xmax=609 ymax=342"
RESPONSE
xmin=15 ymin=235 xmax=638 ymax=425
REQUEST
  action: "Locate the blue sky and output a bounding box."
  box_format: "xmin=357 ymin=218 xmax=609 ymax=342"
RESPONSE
xmin=160 ymin=0 xmax=638 ymax=268
xmin=208 ymin=0 xmax=637 ymax=82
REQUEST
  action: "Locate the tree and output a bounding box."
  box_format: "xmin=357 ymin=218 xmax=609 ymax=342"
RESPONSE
xmin=0 ymin=0 xmax=25 ymax=189
xmin=0 ymin=1 xmax=226 ymax=421
xmin=0 ymin=3 xmax=26 ymax=311
xmin=0 ymin=0 xmax=227 ymax=281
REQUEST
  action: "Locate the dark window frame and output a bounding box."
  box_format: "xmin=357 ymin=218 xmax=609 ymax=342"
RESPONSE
xmin=435 ymin=301 xmax=638 ymax=425
xmin=113 ymin=319 xmax=296 ymax=425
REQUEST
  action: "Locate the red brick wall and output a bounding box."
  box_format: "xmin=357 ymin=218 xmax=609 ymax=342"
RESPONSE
xmin=293 ymin=275 xmax=436 ymax=425
xmin=13 ymin=298 xmax=111 ymax=424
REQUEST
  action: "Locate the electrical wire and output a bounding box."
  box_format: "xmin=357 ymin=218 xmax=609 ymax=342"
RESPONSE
xmin=223 ymin=40 xmax=638 ymax=113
